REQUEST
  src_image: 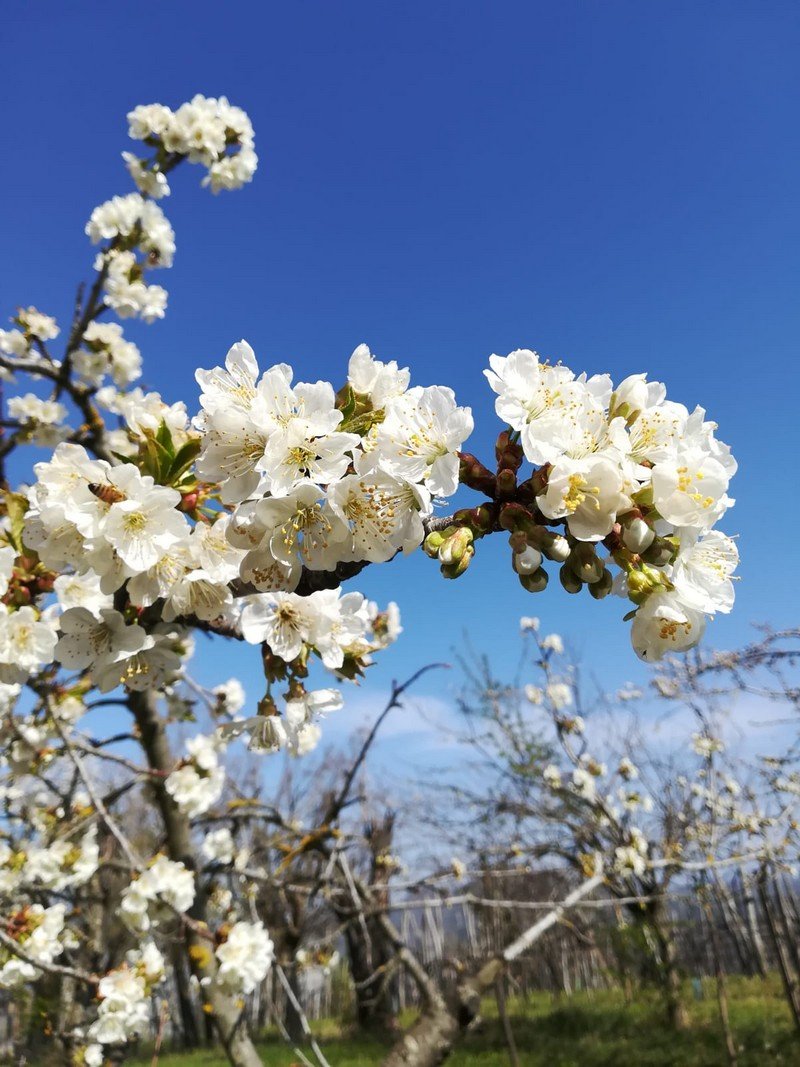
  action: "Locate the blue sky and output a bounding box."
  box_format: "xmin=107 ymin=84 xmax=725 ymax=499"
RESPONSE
xmin=2 ymin=2 xmax=799 ymax=750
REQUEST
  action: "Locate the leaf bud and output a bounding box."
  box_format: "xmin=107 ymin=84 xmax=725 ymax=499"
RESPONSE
xmin=495 ymin=429 xmax=524 ymax=473
xmin=458 ymin=453 xmax=497 ymax=496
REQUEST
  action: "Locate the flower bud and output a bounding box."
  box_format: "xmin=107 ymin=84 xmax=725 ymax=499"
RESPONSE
xmin=179 ymin=490 xmax=200 ymax=513
xmin=439 ymin=527 xmax=473 ymax=566
xmin=588 ymin=569 xmax=614 ymax=600
xmin=508 ymin=530 xmax=528 ymax=553
xmin=496 ymin=468 xmax=516 ymax=498
xmin=495 ymin=429 xmax=524 ymax=473
xmin=625 ymin=565 xmax=666 ymax=605
xmin=441 ymin=544 xmax=474 ymax=579
xmin=559 ymin=564 xmax=582 ymax=594
xmin=526 ymin=526 xmax=570 ymax=562
xmin=423 ymin=529 xmax=448 ymax=558
xmin=512 ymin=546 xmax=543 ymax=575
xmin=568 ymin=543 xmax=605 ymax=584
xmin=621 ymin=515 xmax=655 ymax=554
xmin=519 ymin=568 xmax=549 ymax=593
xmin=458 ymin=453 xmax=497 ymax=496
xmin=610 ymin=374 xmax=651 ymax=422
xmin=498 ymin=502 xmax=533 ymax=533
xmin=453 ymin=505 xmax=494 ymax=535
xmin=544 ymin=535 xmax=571 ymax=563
xmin=641 ymin=536 xmax=677 ymax=567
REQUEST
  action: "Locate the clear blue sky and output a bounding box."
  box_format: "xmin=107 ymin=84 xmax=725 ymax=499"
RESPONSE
xmin=3 ymin=2 xmax=799 ymax=729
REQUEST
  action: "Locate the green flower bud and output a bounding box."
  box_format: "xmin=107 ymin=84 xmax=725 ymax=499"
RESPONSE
xmin=423 ymin=529 xmax=449 ymax=558
xmin=626 ymin=569 xmax=652 ymax=604
xmin=626 ymin=564 xmax=668 ymax=605
xmin=441 ymin=544 xmax=474 ymax=579
xmin=588 ymin=569 xmax=614 ymax=600
xmin=439 ymin=527 xmax=474 ymax=565
xmin=568 ymin=543 xmax=605 ymax=584
xmin=519 ymin=567 xmax=549 ymax=593
xmin=641 ymin=536 xmax=678 ymax=567
xmin=559 ymin=564 xmax=582 ymax=594
xmin=526 ymin=526 xmax=570 ymax=562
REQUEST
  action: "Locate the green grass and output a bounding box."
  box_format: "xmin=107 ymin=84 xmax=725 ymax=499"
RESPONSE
xmin=139 ymin=977 xmax=797 ymax=1066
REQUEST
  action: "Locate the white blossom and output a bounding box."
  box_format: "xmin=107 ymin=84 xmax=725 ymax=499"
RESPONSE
xmin=215 ymin=921 xmax=274 ymax=995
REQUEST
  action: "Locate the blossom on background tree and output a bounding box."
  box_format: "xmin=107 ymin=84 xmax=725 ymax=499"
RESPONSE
xmin=0 ymin=91 xmax=740 ymax=1066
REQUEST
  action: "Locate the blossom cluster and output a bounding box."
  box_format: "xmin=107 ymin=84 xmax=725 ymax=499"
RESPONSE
xmin=126 ymin=95 xmax=258 ymax=195
xmin=87 ymin=943 xmax=166 ymax=1046
xmin=484 ymin=351 xmax=738 ymax=659
xmin=0 ymin=903 xmax=69 ymax=988
xmin=0 ymin=306 xmax=59 ymax=370
xmin=0 ymin=826 xmax=99 ymax=894
xmin=3 ymin=428 xmax=403 ymax=753
xmin=214 ymin=920 xmax=274 ymax=996
xmin=166 ymin=733 xmax=226 ymax=816
xmin=193 ymin=340 xmax=473 ymax=584
xmin=118 ymin=856 xmax=195 ymax=933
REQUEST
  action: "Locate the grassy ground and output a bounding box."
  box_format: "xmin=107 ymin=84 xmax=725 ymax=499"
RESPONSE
xmin=141 ymin=977 xmax=797 ymax=1066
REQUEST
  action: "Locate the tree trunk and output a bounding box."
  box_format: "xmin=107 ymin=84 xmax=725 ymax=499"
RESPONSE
xmin=649 ymin=910 xmax=688 ymax=1031
xmin=759 ymin=873 xmax=800 ymax=1032
xmin=282 ymin=958 xmax=305 ymax=1045
xmin=702 ymin=889 xmax=737 ymax=1067
xmin=344 ymin=812 xmax=398 ymax=1033
xmin=171 ymin=942 xmax=202 ymax=1049
xmin=129 ymin=690 xmax=263 ymax=1067
xmin=381 ymin=869 xmax=604 ymax=1067
xmin=738 ymin=870 xmax=768 ymax=978
xmin=382 ymin=957 xmax=503 ymax=1067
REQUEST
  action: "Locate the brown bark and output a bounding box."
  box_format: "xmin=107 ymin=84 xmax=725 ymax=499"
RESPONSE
xmin=738 ymin=870 xmax=768 ymax=977
xmin=759 ymin=873 xmax=800 ymax=1032
xmin=129 ymin=690 xmax=263 ymax=1067
xmin=381 ymin=870 xmax=603 ymax=1067
xmin=170 ymin=942 xmax=202 ymax=1049
xmin=495 ymin=977 xmax=521 ymax=1067
xmin=381 ymin=956 xmax=503 ymax=1067
xmin=702 ymin=892 xmax=737 ymax=1067
xmin=344 ymin=813 xmax=398 ymax=1033
xmin=649 ymin=910 xmax=688 ymax=1031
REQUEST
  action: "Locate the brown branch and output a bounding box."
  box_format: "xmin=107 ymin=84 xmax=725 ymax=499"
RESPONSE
xmin=323 ymin=663 xmax=447 ymax=826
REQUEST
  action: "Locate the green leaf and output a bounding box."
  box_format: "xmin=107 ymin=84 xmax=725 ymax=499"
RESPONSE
xmin=141 ymin=435 xmax=174 ymax=483
xmin=155 ymin=419 xmax=175 ymax=459
xmin=336 ymin=384 xmax=357 ymax=422
xmin=4 ymin=492 xmax=28 ymax=553
xmin=168 ymin=438 xmax=202 ymax=483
